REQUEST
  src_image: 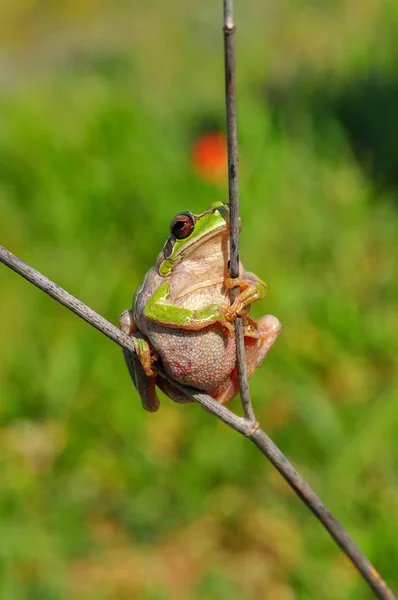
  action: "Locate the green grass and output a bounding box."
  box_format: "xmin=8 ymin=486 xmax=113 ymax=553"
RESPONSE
xmin=0 ymin=2 xmax=398 ymax=599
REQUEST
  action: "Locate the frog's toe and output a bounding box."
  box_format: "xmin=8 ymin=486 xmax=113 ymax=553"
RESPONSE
xmin=258 ymin=314 xmax=282 ymax=335
xmin=119 ymin=309 xmax=138 ymax=335
xmin=123 ymin=349 xmax=160 ymax=412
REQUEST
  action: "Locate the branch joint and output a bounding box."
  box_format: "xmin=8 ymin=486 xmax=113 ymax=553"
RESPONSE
xmin=223 ymin=22 xmax=236 ymax=34
xmin=246 ymin=421 xmax=260 ymax=437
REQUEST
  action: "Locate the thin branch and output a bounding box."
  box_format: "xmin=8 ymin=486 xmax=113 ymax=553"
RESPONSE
xmin=0 ymin=246 xmax=137 ymax=354
xmin=224 ymin=0 xmax=255 ymax=423
xmin=0 ymin=244 xmax=395 ymax=600
xmin=222 ymin=1 xmax=395 ymax=598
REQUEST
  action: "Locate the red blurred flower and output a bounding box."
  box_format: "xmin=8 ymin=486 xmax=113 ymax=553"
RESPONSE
xmin=191 ymin=131 xmax=227 ymax=182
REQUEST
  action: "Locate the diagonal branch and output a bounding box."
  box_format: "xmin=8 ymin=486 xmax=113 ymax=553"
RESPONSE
xmin=0 ymin=246 xmax=136 ymax=353
xmin=0 ymin=243 xmax=395 ymax=600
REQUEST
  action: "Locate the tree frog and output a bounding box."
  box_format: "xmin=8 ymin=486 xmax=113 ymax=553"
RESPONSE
xmin=119 ymin=202 xmax=281 ymax=412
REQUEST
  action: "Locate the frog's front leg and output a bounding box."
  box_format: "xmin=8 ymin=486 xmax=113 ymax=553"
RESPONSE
xmin=144 ymin=281 xmax=235 ymax=334
xmin=119 ymin=309 xmax=160 ymax=412
xmin=224 ymin=271 xmax=267 ymax=321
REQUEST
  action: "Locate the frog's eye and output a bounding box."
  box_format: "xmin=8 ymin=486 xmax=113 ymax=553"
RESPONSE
xmin=170 ymin=212 xmax=194 ymax=239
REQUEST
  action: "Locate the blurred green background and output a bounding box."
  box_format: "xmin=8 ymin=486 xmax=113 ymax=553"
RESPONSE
xmin=1 ymin=1 xmax=398 ymax=599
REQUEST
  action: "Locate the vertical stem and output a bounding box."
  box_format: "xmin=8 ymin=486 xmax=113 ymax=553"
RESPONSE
xmin=223 ymin=0 xmax=239 ymax=280
xmin=223 ymin=0 xmax=255 ymax=423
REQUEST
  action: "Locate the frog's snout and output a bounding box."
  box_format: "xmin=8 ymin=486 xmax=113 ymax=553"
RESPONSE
xmin=210 ymin=201 xmax=230 ymax=223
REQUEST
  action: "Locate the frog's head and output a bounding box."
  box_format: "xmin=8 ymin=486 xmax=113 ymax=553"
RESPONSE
xmin=158 ymin=202 xmax=230 ymax=277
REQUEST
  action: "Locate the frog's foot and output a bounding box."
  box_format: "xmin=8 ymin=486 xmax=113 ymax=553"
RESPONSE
xmin=126 ymin=351 xmax=159 ymax=412
xmin=224 ymin=274 xmax=267 ymax=321
xmin=212 ymin=314 xmax=282 ymax=406
xmin=156 ymin=377 xmax=196 ymax=404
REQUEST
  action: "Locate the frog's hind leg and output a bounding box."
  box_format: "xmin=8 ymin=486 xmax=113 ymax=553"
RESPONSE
xmin=119 ymin=309 xmax=160 ymax=412
xmin=124 ymin=349 xmax=159 ymax=412
xmin=246 ymin=314 xmax=282 ymax=376
xmin=212 ymin=373 xmax=240 ymax=406
xmin=213 ymin=314 xmax=282 ymax=406
xmin=156 ymin=377 xmax=196 ymax=404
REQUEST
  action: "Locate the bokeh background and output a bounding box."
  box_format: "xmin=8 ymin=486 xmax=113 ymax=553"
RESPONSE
xmin=1 ymin=1 xmax=398 ymax=599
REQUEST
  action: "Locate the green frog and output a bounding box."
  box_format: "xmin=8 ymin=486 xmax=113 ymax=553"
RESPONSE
xmin=119 ymin=203 xmax=281 ymax=411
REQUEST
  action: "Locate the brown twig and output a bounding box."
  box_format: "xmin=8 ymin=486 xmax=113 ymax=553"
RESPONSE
xmin=0 ymin=246 xmax=136 ymax=352
xmin=0 ymin=244 xmax=396 ymax=600
xmin=224 ymin=0 xmax=255 ymax=423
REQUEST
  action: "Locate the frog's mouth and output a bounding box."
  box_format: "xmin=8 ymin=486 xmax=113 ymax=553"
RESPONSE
xmin=180 ymin=220 xmax=229 ymax=254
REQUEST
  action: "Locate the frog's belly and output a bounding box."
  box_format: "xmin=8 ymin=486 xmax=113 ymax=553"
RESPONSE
xmin=150 ymin=324 xmax=236 ymax=393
